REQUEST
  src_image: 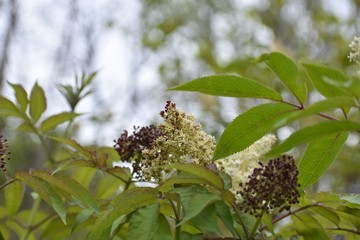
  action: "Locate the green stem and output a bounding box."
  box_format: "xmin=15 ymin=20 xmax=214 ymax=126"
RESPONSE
xmin=279 ymin=100 xmax=338 ymax=121
xmin=0 ymin=178 xmax=17 ymax=190
xmin=169 ymin=199 xmax=181 ymax=240
xmin=123 ymin=169 xmax=136 ymax=191
xmin=249 ymin=209 xmax=266 ymax=239
xmin=258 ymin=203 xmax=320 ymax=232
xmin=21 ymin=193 xmax=42 ymax=240
xmin=232 ymin=203 xmax=249 ymax=239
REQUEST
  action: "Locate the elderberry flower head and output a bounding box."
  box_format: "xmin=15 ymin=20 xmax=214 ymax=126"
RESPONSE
xmin=215 ymin=134 xmax=277 ymax=196
xmin=349 ymin=36 xmax=360 ymax=75
xmin=237 ymin=155 xmax=300 ymax=217
xmin=114 ymin=125 xmax=163 ymax=179
xmin=0 ymin=135 xmax=10 ymax=172
xmin=141 ymin=101 xmax=216 ymax=181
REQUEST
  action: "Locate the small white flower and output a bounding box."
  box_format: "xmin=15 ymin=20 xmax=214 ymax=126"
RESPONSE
xmin=349 ymin=36 xmax=360 ymax=75
xmin=215 ymin=134 xmax=277 ymax=197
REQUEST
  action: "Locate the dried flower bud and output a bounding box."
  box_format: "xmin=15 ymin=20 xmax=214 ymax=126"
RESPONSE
xmin=114 ymin=125 xmax=163 ymax=179
xmin=0 ymin=135 xmax=10 ymax=172
xmin=237 ymin=155 xmax=300 ymax=217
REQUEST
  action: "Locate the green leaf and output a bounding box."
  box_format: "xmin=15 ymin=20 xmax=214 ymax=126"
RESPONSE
xmin=298 ymin=132 xmax=348 ymax=189
xmin=166 ymin=163 xmax=224 ymax=190
xmin=157 ymin=177 xmax=216 ymax=192
xmin=170 ymin=75 xmax=282 ymax=101
xmin=259 ymin=52 xmax=307 ymax=103
xmin=89 ymin=187 xmax=160 ymax=240
xmin=29 ymin=82 xmax=47 ymax=123
xmin=190 ymin=204 xmax=224 ymax=237
xmin=0 ymin=96 xmax=23 ymax=118
xmin=214 ymin=103 xmax=295 ymax=160
xmin=215 ymin=201 xmax=238 ymax=238
xmin=46 ymin=136 xmax=92 ymax=159
xmin=339 ymin=194 xmax=360 ymax=206
xmin=40 ymin=112 xmax=82 ymax=133
xmin=14 ymin=171 xmax=66 ymax=223
xmin=152 ymin=214 xmax=173 ymax=240
xmin=94 ymin=173 xmax=124 ymax=199
xmin=48 ymin=184 xmax=67 ymax=224
xmin=291 ymin=213 xmax=329 ymax=240
xmin=128 ymin=203 xmax=160 ymax=240
xmin=4 ymin=180 xmax=24 ymax=215
xmin=274 ymin=96 xmax=356 ymax=128
xmin=179 ymin=193 xmax=221 ymax=225
xmin=179 ymin=232 xmax=203 ymax=240
xmin=302 ymin=63 xmax=350 ymax=98
xmin=14 ymin=171 xmax=52 ymax=205
xmin=261 ymin=214 xmax=275 ymax=236
xmin=219 ymin=171 xmax=232 ymax=190
xmin=307 ymin=192 xmax=341 ymax=203
xmin=72 ymin=208 xmax=94 ymax=232
xmin=268 ymin=120 xmax=359 ymax=155
xmin=31 ymin=171 xmax=99 ymax=213
xmin=15 ymin=122 xmax=37 ymax=134
xmin=52 ymin=159 xmax=95 ymax=174
xmin=311 ymin=206 xmax=340 ymax=225
xmin=8 ymin=82 xmax=29 ymax=111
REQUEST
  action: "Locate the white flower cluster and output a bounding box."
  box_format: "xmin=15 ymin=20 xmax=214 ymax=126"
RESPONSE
xmin=142 ymin=102 xmax=216 ymax=181
xmin=349 ymin=36 xmax=360 ymax=75
xmin=215 ymin=134 xmax=277 ymax=196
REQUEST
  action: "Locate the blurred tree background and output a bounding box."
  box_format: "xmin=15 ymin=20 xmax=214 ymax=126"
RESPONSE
xmin=0 ymin=0 xmax=359 ymax=193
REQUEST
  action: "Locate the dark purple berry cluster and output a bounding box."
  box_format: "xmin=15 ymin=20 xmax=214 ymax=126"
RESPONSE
xmin=114 ymin=125 xmax=163 ymax=178
xmin=237 ymin=155 xmax=300 ymax=217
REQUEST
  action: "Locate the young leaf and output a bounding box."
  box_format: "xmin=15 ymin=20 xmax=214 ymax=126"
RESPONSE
xmin=127 ymin=203 xmax=160 ymax=240
xmin=89 ymin=187 xmax=160 ymax=240
xmin=40 ymin=112 xmax=82 ymax=133
xmin=29 ymin=82 xmax=47 ymax=123
xmin=302 ymin=63 xmax=350 ymax=98
xmin=166 ymin=163 xmax=224 ymax=190
xmin=4 ymin=180 xmax=24 ymax=216
xmin=268 ymin=121 xmax=358 ymax=155
xmin=0 ymin=96 xmax=23 ymax=118
xmin=213 ymin=103 xmax=295 ymax=160
xmin=298 ymin=132 xmax=348 ymax=189
xmin=8 ymin=82 xmax=29 ymax=111
xmin=169 ymin=75 xmax=282 ymax=101
xmin=259 ymin=52 xmax=307 ymax=103
xmin=31 ymin=171 xmax=99 ymax=213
